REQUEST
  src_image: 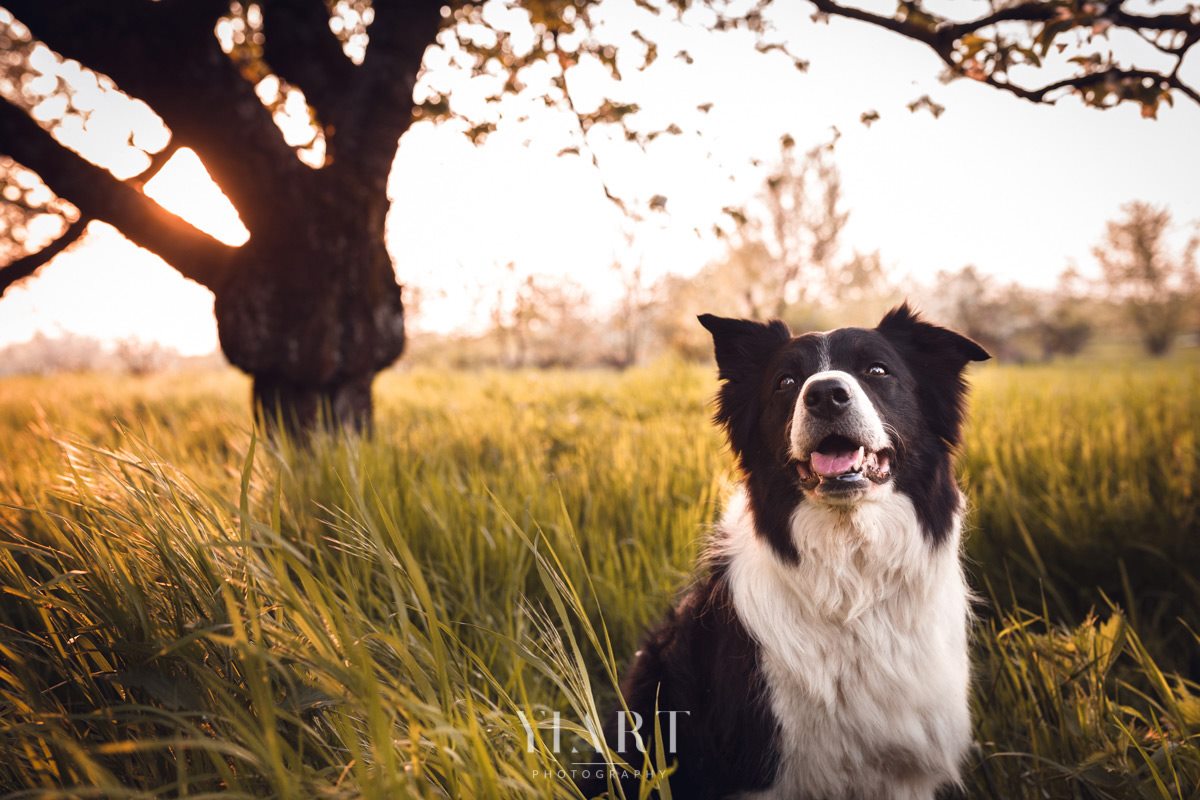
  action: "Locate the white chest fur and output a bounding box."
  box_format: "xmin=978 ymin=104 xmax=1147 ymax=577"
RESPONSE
xmin=720 ymin=487 xmax=972 ymax=800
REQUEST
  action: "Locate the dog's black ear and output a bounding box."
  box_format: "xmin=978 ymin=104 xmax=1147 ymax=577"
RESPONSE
xmin=698 ymin=314 xmax=791 ymax=383
xmin=876 ymin=302 xmax=989 ymax=446
xmin=877 ymin=303 xmax=990 ymax=367
xmin=698 ymin=314 xmax=790 ymax=457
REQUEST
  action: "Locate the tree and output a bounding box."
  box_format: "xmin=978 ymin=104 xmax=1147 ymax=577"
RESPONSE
xmin=1 ymin=1 xmax=443 ymax=431
xmin=923 ymin=265 xmax=1063 ymax=361
xmin=927 ymin=265 xmax=1011 ymax=357
xmin=1033 ymin=267 xmax=1093 ymax=359
xmin=608 ymin=257 xmax=657 ymax=369
xmin=758 ymin=136 xmax=847 ymax=319
xmin=3 ymin=1 xmax=1198 ymax=431
xmin=488 ymin=272 xmax=593 ymax=368
xmin=714 ymin=136 xmax=847 ymax=320
xmin=1094 ymin=201 xmax=1197 ymax=356
xmin=114 ymin=337 xmax=176 ymax=376
xmin=922 ymin=264 xmax=1101 ymax=362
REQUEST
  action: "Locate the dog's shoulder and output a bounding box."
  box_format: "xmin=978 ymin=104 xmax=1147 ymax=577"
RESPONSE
xmin=611 ymin=565 xmax=780 ymax=798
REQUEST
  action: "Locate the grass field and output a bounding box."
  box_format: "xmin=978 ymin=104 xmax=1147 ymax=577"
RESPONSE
xmin=0 ymin=358 xmax=1198 ymax=799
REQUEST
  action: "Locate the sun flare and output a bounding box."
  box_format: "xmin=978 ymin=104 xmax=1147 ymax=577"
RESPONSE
xmin=142 ymin=148 xmax=249 ymax=247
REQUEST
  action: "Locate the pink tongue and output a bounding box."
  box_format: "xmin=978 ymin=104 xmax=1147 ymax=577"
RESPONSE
xmin=810 ymin=448 xmax=862 ymax=477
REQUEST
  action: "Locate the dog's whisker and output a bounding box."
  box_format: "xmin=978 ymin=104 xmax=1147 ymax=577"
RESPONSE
xmin=882 ymin=421 xmax=909 ymax=455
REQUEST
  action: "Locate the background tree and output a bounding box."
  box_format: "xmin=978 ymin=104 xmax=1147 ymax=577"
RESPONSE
xmin=608 ymin=257 xmax=657 ymax=369
xmin=1094 ymin=201 xmax=1198 ymax=356
xmin=713 ymin=136 xmax=884 ymax=326
xmin=114 ymin=337 xmax=175 ymax=376
xmin=2 ymin=1 xmax=1198 ymax=430
xmin=489 ymin=272 xmax=593 ymax=368
xmin=758 ymin=135 xmax=847 ymax=319
xmin=928 ymin=265 xmax=1014 ymax=358
xmin=926 ymin=263 xmax=1103 ymax=362
xmin=1032 ymin=267 xmax=1094 ymax=360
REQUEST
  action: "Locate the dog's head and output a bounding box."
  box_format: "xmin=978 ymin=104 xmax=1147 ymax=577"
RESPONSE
xmin=700 ymin=304 xmax=989 ymax=558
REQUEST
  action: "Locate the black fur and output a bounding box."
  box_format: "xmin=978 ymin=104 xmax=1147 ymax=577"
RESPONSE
xmin=575 ymin=565 xmax=779 ymax=800
xmin=872 ymin=303 xmax=991 ymax=542
xmin=701 ymin=304 xmax=989 ymax=551
xmin=697 ymin=313 xmax=800 ymax=561
xmin=578 ymin=306 xmax=988 ymax=798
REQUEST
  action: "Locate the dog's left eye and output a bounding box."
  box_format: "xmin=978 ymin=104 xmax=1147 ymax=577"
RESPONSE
xmin=777 ymin=375 xmax=796 ymax=390
xmin=865 ymin=363 xmax=889 ymax=377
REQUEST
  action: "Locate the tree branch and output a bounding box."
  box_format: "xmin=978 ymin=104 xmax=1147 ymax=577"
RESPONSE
xmin=807 ymin=0 xmax=1200 ymax=111
xmin=1000 ymin=67 xmax=1200 ymax=107
xmin=0 ymin=216 xmax=89 ymax=297
xmin=0 ymin=100 xmax=236 ymax=292
xmin=937 ymin=2 xmax=1059 ymax=39
xmin=332 ymin=0 xmax=444 ymax=191
xmin=555 ymin=48 xmax=627 ymax=214
xmin=127 ymin=141 xmax=184 ymax=192
xmin=810 ymin=0 xmax=937 ymax=47
xmin=1111 ymin=8 xmax=1199 ymax=36
xmin=6 ymin=0 xmax=301 ymax=235
xmin=260 ymin=0 xmax=355 ymax=126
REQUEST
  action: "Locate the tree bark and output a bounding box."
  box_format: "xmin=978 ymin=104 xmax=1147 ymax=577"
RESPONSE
xmin=252 ymin=373 xmax=375 ymax=434
xmin=214 ymin=169 xmax=404 ymax=434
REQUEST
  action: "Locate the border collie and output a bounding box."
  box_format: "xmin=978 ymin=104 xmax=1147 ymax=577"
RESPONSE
xmin=578 ymin=304 xmax=989 ymax=800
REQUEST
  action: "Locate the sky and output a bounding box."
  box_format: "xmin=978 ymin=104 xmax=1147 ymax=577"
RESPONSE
xmin=1 ymin=0 xmax=1198 ymax=355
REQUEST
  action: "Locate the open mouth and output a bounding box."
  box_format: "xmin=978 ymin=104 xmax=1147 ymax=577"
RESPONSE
xmin=795 ymin=434 xmax=893 ymax=494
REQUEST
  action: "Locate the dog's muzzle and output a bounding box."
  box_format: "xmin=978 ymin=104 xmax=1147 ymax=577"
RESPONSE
xmin=790 ymin=372 xmax=893 ymax=499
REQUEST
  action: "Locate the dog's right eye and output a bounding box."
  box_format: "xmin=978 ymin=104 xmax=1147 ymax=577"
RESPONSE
xmin=777 ymin=375 xmax=796 ymax=390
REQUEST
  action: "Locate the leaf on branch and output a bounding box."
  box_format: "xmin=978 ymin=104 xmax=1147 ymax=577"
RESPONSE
xmin=960 ymin=33 xmax=987 ymax=59
xmin=631 ymin=29 xmax=657 ymax=69
xmin=860 ymin=109 xmax=880 ymax=127
xmin=961 ymin=58 xmax=987 ymax=81
xmin=464 ymin=121 xmax=496 ymax=144
xmin=722 ymin=206 xmax=748 ymax=227
xmin=412 ymin=94 xmax=451 ymax=123
xmin=906 ymin=94 xmax=945 ymax=118
xmin=897 ymin=1 xmax=939 ymax=33
xmin=596 ymin=44 xmax=621 ymax=80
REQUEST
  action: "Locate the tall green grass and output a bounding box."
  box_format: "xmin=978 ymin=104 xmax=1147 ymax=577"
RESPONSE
xmin=0 ymin=359 xmax=1197 ymax=798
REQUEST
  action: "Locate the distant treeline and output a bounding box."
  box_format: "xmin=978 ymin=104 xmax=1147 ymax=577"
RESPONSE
xmin=0 ymin=333 xmax=225 ymax=377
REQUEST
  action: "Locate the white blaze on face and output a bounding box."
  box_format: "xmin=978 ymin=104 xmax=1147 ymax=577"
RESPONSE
xmin=789 ymin=369 xmax=890 ymax=461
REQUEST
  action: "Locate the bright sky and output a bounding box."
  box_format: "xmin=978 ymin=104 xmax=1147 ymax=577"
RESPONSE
xmin=2 ymin=1 xmax=1198 ymax=354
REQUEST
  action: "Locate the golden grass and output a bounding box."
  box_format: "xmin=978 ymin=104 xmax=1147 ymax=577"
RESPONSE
xmin=0 ymin=357 xmax=1196 ymax=798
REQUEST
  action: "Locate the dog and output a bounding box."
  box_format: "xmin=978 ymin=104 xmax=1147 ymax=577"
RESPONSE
xmin=577 ymin=304 xmax=989 ymax=800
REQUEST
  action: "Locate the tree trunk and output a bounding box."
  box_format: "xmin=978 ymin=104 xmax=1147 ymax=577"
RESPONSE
xmin=251 ymin=373 xmax=374 ymax=434
xmin=213 ymin=169 xmax=404 ymax=434
xmin=1145 ymin=331 xmax=1172 ymax=357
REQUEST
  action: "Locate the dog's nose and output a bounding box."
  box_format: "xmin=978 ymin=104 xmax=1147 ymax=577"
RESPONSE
xmin=803 ymin=377 xmax=852 ymax=419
